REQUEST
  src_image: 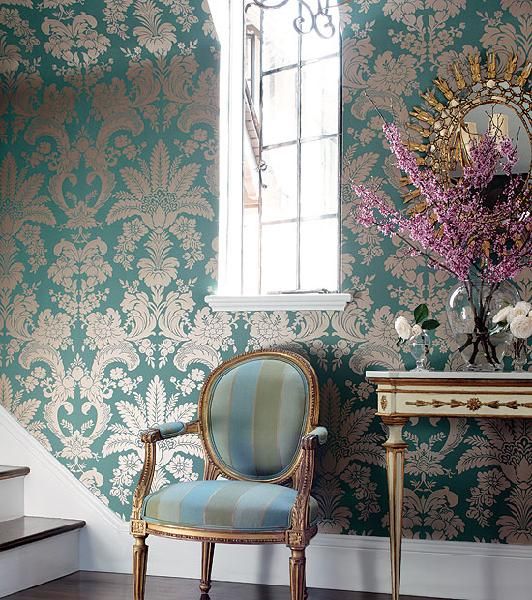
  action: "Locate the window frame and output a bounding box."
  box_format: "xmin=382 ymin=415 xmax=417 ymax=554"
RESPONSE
xmin=206 ymin=0 xmax=349 ymax=312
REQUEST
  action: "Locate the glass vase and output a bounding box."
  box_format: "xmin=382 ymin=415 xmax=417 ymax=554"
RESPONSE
xmin=446 ymin=279 xmax=518 ymax=371
xmin=408 ymin=332 xmax=431 ymax=372
xmin=508 ymin=338 xmax=528 ymax=372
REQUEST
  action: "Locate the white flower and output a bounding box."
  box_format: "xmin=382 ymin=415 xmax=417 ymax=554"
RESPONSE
xmin=249 ymin=312 xmax=295 ymax=347
xmin=492 ymin=305 xmax=514 ymax=324
xmin=118 ymin=377 xmax=135 ymax=393
xmin=33 ymin=309 xmax=72 ymax=349
xmin=71 ymin=366 xmax=85 ymax=382
xmin=33 ymin=367 xmax=46 ymax=379
xmin=167 ymin=455 xmax=197 ymax=482
xmin=394 ymin=316 xmax=412 ymax=340
xmin=85 ymin=309 xmax=126 ymax=349
xmin=411 ymin=324 xmax=422 ymax=337
xmin=513 ymin=301 xmax=532 ymax=318
xmin=110 ymin=367 xmax=125 ymax=380
xmin=493 ymin=301 xmax=532 ymax=326
xmin=190 ymin=369 xmax=204 ymax=382
xmin=189 ymin=308 xmax=233 ymax=350
xmin=510 ymin=315 xmax=532 ymax=340
xmin=180 ymin=378 xmax=195 ymax=395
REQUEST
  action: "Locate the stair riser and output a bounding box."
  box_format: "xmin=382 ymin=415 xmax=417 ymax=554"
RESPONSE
xmin=0 ymin=478 xmax=24 ymax=522
xmin=0 ymin=529 xmax=81 ymax=597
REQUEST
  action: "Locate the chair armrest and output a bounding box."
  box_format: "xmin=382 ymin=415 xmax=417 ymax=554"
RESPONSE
xmin=131 ymin=420 xmax=200 ymax=527
xmin=304 ymin=426 xmax=328 ymax=446
xmin=298 ymin=425 xmax=327 ymax=488
xmin=141 ymin=420 xmax=200 ymax=443
xmin=290 ymin=425 xmax=327 ymax=536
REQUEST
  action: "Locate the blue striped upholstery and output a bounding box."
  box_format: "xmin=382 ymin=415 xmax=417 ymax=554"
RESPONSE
xmin=205 ymin=357 xmax=309 ymax=480
xmin=142 ymin=480 xmax=318 ymax=531
xmin=159 ymin=421 xmax=185 ymax=438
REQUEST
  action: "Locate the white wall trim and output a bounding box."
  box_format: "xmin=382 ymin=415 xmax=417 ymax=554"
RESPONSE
xmin=0 ymin=403 xmax=530 ymax=600
xmin=205 ymin=293 xmax=351 ymax=312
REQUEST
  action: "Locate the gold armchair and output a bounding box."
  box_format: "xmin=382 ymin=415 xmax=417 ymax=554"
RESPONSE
xmin=131 ymin=350 xmax=327 ymax=600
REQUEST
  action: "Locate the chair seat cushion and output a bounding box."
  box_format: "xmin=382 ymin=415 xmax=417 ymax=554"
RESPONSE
xmin=142 ymin=480 xmax=319 ymax=532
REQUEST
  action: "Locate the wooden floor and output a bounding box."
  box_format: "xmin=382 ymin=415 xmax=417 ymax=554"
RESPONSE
xmin=7 ymin=571 xmax=449 ymax=600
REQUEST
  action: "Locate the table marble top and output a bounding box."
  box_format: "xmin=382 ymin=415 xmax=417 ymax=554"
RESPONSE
xmin=366 ymin=370 xmax=532 ymax=380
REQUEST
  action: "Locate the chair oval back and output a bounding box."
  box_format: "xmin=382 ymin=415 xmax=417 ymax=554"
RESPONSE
xmin=200 ymin=351 xmax=318 ymax=483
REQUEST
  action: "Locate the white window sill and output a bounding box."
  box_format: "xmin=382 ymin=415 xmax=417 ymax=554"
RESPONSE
xmin=205 ymin=293 xmax=351 ymax=312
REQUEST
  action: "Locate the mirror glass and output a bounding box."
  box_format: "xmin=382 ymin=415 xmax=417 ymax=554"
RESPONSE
xmin=449 ymin=103 xmax=531 ymax=177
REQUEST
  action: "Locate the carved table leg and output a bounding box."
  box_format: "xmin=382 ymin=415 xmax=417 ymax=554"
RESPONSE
xmin=382 ymin=416 xmax=408 ymax=600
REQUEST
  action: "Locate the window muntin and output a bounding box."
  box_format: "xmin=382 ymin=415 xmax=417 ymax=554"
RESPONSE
xmin=215 ymin=0 xmax=341 ymax=297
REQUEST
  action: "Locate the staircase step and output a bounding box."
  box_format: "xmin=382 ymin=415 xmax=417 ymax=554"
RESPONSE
xmin=0 ymin=466 xmax=30 ymax=481
xmin=0 ymin=468 xmax=29 ymax=522
xmin=0 ymin=517 xmax=85 ymax=598
xmin=0 ymin=516 xmax=85 ymax=553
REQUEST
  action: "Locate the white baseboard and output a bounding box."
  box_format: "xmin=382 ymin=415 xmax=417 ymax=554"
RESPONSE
xmin=0 ymin=530 xmax=80 ymax=598
xmin=0 ymin=404 xmax=529 ymax=600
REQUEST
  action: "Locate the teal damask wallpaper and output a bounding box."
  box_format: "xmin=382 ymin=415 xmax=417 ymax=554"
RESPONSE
xmin=0 ymin=0 xmax=530 ymax=544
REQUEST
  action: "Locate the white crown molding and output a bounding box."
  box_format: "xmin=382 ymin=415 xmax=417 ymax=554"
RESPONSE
xmin=0 ymin=403 xmax=530 ymax=600
xmin=205 ymin=293 xmax=351 ymax=312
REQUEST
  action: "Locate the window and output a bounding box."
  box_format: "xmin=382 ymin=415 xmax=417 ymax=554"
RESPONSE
xmin=207 ymin=1 xmax=349 ymax=311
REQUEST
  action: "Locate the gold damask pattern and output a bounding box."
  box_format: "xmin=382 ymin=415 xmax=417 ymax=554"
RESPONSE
xmin=0 ymin=0 xmax=530 ymax=544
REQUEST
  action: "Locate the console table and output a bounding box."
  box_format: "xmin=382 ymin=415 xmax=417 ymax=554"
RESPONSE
xmin=365 ymin=371 xmax=532 ymax=600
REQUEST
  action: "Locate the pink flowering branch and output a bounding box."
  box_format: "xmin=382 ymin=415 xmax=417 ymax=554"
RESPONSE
xmin=352 ymin=123 xmax=531 ymax=284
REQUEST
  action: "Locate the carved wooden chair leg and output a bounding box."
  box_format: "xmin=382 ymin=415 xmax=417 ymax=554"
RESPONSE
xmin=133 ymin=535 xmax=148 ymax=600
xmin=200 ymin=542 xmax=216 ymax=594
xmin=289 ymin=547 xmax=306 ymax=600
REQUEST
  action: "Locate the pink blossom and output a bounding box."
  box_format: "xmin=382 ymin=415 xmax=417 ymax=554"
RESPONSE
xmin=352 ymin=123 xmax=531 ymax=284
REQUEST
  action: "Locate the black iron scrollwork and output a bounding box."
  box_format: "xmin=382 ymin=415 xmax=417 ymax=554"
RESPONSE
xmin=251 ymin=0 xmax=347 ymax=38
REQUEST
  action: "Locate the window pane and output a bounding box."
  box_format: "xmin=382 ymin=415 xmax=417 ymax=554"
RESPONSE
xmin=243 ymin=206 xmax=260 ymax=294
xmin=301 ymin=14 xmax=339 ymax=61
xmin=261 ymin=222 xmax=297 ymax=293
xmin=300 ymin=138 xmax=339 ymax=218
xmin=300 ymin=218 xmax=338 ymax=291
xmin=301 ymin=57 xmax=339 ymax=138
xmin=261 ymin=144 xmax=298 ymax=222
xmin=262 ymin=4 xmax=299 ymax=71
xmin=224 ymin=3 xmax=342 ymax=295
xmin=262 ymin=68 xmax=298 ymax=146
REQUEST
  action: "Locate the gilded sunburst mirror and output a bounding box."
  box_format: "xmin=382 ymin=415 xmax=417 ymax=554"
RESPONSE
xmin=402 ymin=50 xmax=531 ymax=210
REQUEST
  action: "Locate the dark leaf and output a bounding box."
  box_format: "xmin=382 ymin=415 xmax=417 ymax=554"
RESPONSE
xmin=422 ymin=319 xmax=440 ymax=330
xmin=414 ymin=304 xmax=429 ymax=324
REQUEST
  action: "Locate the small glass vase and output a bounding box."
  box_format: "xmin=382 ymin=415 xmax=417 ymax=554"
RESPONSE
xmin=446 ymin=279 xmax=518 ymax=372
xmin=508 ymin=338 xmax=528 ymax=372
xmin=408 ymin=332 xmax=431 ymax=372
